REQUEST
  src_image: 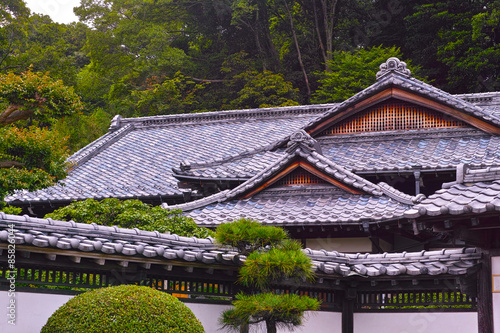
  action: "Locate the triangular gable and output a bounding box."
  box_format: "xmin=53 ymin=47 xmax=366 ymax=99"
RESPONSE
xmin=241 ymin=159 xmax=363 ymax=199
xmin=319 ymin=98 xmax=467 ymax=136
xmin=305 ymin=58 xmax=500 ymax=138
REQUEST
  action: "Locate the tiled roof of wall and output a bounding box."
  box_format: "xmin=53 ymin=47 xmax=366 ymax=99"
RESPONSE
xmin=0 ymin=213 xmax=480 ymax=278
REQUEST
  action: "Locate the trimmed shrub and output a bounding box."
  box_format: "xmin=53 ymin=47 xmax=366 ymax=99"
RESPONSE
xmin=41 ymin=285 xmax=205 ymax=333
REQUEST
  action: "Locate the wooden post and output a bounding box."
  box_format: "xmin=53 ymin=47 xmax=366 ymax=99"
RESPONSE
xmin=342 ymin=289 xmax=355 ymax=333
xmin=477 ymin=250 xmax=494 ymax=333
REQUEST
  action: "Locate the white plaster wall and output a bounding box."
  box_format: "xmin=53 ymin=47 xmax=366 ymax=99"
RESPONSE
xmin=306 ymin=237 xmax=372 ymax=252
xmin=492 ymin=256 xmax=500 ymax=333
xmin=354 ymin=312 xmax=478 ymax=333
xmin=1 ymin=291 xmax=73 ymax=333
xmin=0 ymin=291 xmax=342 ymax=333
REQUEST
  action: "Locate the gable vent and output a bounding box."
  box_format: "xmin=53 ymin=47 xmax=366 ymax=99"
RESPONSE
xmin=321 ymin=100 xmax=467 ymax=135
xmin=276 ymin=168 xmax=327 ymax=186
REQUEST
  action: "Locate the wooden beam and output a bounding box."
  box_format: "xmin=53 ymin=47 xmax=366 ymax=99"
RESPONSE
xmin=242 ymin=161 xmax=362 ymax=199
xmin=242 ymin=162 xmax=300 ymax=198
xmin=70 ymin=256 xmax=81 ymax=263
xmin=94 ymin=259 xmax=105 ymax=266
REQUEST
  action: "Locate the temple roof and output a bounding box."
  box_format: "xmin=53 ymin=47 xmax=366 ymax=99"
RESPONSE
xmin=6 ymin=105 xmax=330 ymax=205
xmin=405 ymin=164 xmax=500 ymax=218
xmin=175 ymin=127 xmax=500 ymax=179
xmin=0 ymin=212 xmax=481 ymax=278
xmin=6 ymin=57 xmax=500 ymax=213
xmin=167 ymin=132 xmax=422 ymax=227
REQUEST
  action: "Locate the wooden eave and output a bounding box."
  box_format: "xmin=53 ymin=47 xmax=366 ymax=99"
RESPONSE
xmin=241 ymin=160 xmax=363 ymax=199
xmin=307 ymin=87 xmax=500 ymax=137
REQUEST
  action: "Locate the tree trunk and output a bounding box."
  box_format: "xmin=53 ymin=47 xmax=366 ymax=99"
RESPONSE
xmin=265 ymin=319 xmax=277 ymax=333
xmin=311 ymin=1 xmax=328 ymax=67
xmin=283 ymin=0 xmax=311 ymax=100
xmin=0 ymin=104 xmax=30 ymax=125
xmin=320 ymin=0 xmax=338 ymax=71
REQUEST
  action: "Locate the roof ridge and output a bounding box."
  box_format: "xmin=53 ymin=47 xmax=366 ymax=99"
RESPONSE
xmin=290 ymin=62 xmax=500 ymax=142
xmin=456 ymin=163 xmax=500 ymax=183
xmin=109 ymin=104 xmax=336 ymax=131
xmin=316 ymin=127 xmax=484 ymax=144
xmin=168 ymin=133 xmax=394 ymax=213
xmin=0 ymin=212 xmax=480 ymax=277
xmin=305 ymin=247 xmax=479 ymax=263
xmin=378 ymin=182 xmax=425 ymax=205
xmin=164 ymin=190 xmax=230 ymax=211
xmin=175 ymin=142 xmax=276 ymax=172
xmin=307 ymin=150 xmax=383 ymax=196
xmin=69 ymin=124 xmax=135 ymax=170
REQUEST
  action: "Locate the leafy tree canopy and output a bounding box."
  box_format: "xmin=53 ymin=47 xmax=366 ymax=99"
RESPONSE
xmin=0 ymin=70 xmax=82 ymax=210
xmin=313 ymin=45 xmax=410 ymax=103
xmin=216 ymin=219 xmax=319 ymax=333
xmin=0 ymin=69 xmax=83 ymax=125
xmin=45 ymin=198 xmax=214 ymax=238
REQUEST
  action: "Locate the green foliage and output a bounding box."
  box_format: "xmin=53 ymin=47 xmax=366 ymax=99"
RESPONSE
xmin=239 ymin=240 xmax=315 ymax=291
xmin=216 ymin=220 xmax=318 ymax=332
xmin=222 ymin=293 xmax=320 ymax=332
xmin=312 ymin=45 xmax=406 ymax=103
xmin=45 ymin=198 xmax=214 ymax=238
xmin=0 ymin=70 xmax=83 ymax=125
xmin=215 ymin=218 xmax=288 ymax=256
xmin=229 ymin=70 xmax=300 ymax=109
xmin=0 ymin=70 xmax=82 ymax=207
xmin=1 ymin=205 xmax=21 ymax=214
xmin=51 ymin=107 xmax=112 ymax=153
xmin=0 ymin=125 xmax=69 ymax=208
xmin=41 ymin=285 xmax=205 ymax=333
xmin=404 ymin=0 xmax=500 ymax=93
xmin=132 ymin=73 xmax=207 ymax=116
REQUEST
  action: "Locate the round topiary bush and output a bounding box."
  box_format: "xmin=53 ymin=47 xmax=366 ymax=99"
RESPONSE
xmin=41 ymin=285 xmax=205 ymax=333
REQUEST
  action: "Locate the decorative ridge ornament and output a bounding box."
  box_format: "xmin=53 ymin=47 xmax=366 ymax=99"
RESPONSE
xmin=376 ymin=57 xmax=412 ymax=80
xmin=286 ymin=130 xmax=322 ymax=153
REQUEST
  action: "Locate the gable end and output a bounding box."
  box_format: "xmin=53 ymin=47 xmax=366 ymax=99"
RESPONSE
xmin=308 ymin=88 xmax=500 ymax=137
xmin=320 ymin=99 xmax=467 ymax=135
xmin=242 ymin=161 xmax=363 ymax=199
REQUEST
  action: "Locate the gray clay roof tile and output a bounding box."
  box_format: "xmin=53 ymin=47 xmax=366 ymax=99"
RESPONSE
xmin=0 ymin=212 xmax=481 ymax=278
xmin=405 ymin=165 xmax=500 ymax=218
xmin=6 ymin=106 xmax=330 ymax=204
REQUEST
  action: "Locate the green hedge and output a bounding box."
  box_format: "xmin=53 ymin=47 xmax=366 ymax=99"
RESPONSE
xmin=41 ymin=285 xmax=205 ymax=333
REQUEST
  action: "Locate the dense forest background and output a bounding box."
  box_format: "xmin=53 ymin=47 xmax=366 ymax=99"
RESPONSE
xmin=1 ymin=0 xmax=500 ymax=153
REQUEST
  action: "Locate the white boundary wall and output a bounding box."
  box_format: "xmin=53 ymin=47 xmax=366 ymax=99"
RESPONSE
xmin=493 ymin=256 xmax=500 ymax=333
xmin=0 ymin=291 xmax=342 ymax=333
xmin=354 ymin=312 xmax=478 ymax=333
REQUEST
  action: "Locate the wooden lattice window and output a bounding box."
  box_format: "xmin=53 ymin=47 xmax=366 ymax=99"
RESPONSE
xmin=276 ymin=168 xmax=327 ymax=186
xmin=321 ymin=100 xmax=467 ymax=135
